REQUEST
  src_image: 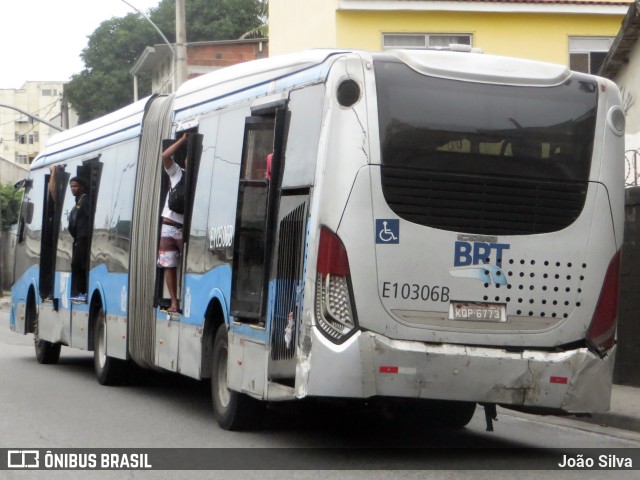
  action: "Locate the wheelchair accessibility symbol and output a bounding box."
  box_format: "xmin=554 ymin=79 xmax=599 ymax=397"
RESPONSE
xmin=376 ymin=219 xmax=399 ymax=244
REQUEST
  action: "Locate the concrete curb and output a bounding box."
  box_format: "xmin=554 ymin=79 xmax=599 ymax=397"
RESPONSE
xmin=570 ymin=412 xmax=640 ymax=433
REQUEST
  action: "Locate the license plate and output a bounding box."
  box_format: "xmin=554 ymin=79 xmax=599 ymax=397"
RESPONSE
xmin=450 ymin=301 xmax=506 ymax=322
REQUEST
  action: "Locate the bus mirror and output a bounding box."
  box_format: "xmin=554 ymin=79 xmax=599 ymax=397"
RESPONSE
xmin=14 ymin=178 xmax=32 ymax=191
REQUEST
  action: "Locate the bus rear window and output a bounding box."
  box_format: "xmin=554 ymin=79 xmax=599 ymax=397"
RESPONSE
xmin=373 ymin=59 xmax=599 ymax=235
xmin=374 ymin=59 xmax=598 ymax=180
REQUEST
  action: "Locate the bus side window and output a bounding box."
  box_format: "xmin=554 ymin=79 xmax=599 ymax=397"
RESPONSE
xmin=240 ymin=120 xmax=272 ymax=181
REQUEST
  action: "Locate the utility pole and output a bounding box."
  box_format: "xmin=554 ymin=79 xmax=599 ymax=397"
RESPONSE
xmin=175 ymin=0 xmax=188 ymax=88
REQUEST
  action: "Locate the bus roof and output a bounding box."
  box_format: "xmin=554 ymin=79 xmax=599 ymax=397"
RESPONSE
xmin=173 ymin=49 xmax=348 ymax=112
xmin=381 ymin=49 xmax=572 ymax=87
xmin=31 ymin=98 xmax=150 ymax=168
xmin=32 ymin=48 xmax=576 ymax=168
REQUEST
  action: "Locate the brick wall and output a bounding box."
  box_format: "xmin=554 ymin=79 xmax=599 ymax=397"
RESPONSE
xmin=615 ymin=186 xmax=640 ymax=386
xmin=187 ymin=41 xmax=269 ymax=78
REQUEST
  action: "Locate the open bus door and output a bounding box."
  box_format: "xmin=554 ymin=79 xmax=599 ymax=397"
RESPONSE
xmin=215 ymin=100 xmax=314 ymax=426
xmin=230 ymin=107 xmax=287 ymax=324
xmin=154 ymin=131 xmax=202 ymax=372
xmin=40 ymin=167 xmax=68 ymax=302
xmin=71 ymin=159 xmax=102 ymax=299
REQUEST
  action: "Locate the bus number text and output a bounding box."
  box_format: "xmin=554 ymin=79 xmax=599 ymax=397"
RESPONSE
xmin=381 ymin=282 xmax=450 ymax=302
xmin=208 ymin=224 xmax=234 ymax=250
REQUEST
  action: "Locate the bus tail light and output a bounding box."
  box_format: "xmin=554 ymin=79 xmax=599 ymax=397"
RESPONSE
xmin=586 ymin=250 xmax=621 ymax=355
xmin=315 ymin=227 xmax=358 ymax=343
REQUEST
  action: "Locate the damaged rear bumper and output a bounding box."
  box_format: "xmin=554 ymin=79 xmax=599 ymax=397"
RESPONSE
xmin=301 ymin=329 xmax=615 ymax=413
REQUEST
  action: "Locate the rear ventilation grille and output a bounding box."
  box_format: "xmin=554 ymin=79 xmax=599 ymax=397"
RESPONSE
xmin=270 ymin=203 xmax=306 ymax=361
xmin=381 ymin=166 xmax=588 ymax=235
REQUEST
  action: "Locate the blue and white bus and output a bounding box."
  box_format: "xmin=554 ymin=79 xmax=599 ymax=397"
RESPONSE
xmin=10 ymin=49 xmax=625 ymax=430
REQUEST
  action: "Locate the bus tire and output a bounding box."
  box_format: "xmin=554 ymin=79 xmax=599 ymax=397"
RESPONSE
xmin=211 ymin=324 xmax=265 ymax=430
xmin=419 ymin=400 xmax=477 ymax=429
xmin=93 ymin=307 xmax=128 ymax=385
xmin=33 ymin=303 xmax=61 ymax=365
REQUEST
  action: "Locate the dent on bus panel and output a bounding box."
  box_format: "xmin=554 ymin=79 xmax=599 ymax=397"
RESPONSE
xmin=302 ymin=329 xmax=613 ymax=412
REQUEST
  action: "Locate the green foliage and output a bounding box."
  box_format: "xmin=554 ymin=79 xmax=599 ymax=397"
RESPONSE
xmin=65 ymin=1 xmax=266 ymax=124
xmin=0 ymin=183 xmax=23 ymax=231
xmin=66 ymin=14 xmax=155 ymax=123
xmin=151 ymin=0 xmax=264 ymax=42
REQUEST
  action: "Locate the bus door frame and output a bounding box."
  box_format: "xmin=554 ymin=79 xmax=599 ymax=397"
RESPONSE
xmin=69 ymin=157 xmax=102 ymax=350
xmin=40 ymin=166 xmax=69 ymax=303
xmin=154 ymin=130 xmax=203 ymax=373
xmin=37 ymin=165 xmax=69 ymax=343
xmin=230 ymin=101 xmax=288 ymax=326
xmin=227 ymin=99 xmax=289 ymax=398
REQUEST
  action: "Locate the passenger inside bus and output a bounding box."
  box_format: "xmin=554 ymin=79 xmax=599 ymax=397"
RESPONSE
xmin=158 ymin=132 xmax=189 ymax=313
xmin=49 ymin=166 xmax=91 ymax=303
xmin=68 ymin=176 xmax=91 ymax=302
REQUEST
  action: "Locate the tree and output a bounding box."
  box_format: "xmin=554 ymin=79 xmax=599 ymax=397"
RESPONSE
xmin=0 ymin=183 xmax=23 ymax=231
xmin=240 ymin=0 xmax=269 ymax=39
xmin=65 ymin=14 xmax=156 ymax=123
xmin=65 ymin=0 xmax=265 ymax=123
xmin=151 ymin=0 xmax=264 ymax=42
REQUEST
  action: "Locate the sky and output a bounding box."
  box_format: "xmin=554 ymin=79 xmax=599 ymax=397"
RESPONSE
xmin=0 ymin=0 xmax=162 ymax=89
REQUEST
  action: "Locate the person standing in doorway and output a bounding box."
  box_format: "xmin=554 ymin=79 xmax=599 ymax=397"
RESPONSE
xmin=157 ymin=133 xmax=189 ymax=313
xmin=68 ymin=175 xmax=91 ymax=302
xmin=50 ymin=166 xmax=91 ymax=302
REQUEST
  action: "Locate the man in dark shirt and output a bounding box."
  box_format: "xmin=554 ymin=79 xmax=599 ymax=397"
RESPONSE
xmin=68 ymin=176 xmax=90 ymax=302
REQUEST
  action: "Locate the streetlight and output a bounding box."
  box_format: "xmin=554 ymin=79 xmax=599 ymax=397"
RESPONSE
xmin=120 ymin=0 xmax=188 ymax=97
xmin=0 ymin=103 xmax=65 ymax=132
xmin=120 ymin=0 xmax=175 ymax=59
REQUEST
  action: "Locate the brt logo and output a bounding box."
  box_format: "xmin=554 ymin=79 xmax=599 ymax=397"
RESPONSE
xmin=450 ymin=240 xmax=510 ymax=286
xmin=454 ymin=241 xmax=510 ymax=267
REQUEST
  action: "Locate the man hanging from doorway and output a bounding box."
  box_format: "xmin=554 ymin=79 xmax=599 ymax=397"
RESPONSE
xmin=157 ymin=133 xmax=189 ymax=313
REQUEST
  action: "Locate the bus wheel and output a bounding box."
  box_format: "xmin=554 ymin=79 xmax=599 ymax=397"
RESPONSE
xmin=33 ymin=306 xmax=61 ymax=365
xmin=93 ymin=308 xmax=128 ymax=385
xmin=211 ymin=324 xmax=265 ymax=430
xmin=418 ymin=400 xmax=477 ymax=429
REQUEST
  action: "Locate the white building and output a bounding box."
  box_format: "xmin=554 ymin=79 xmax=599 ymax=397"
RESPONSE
xmin=0 ymin=81 xmax=77 ymax=175
xmin=600 ymin=0 xmax=640 ymax=186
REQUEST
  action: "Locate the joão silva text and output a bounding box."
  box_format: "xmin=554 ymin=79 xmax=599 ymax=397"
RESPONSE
xmin=558 ymin=454 xmax=633 ymax=469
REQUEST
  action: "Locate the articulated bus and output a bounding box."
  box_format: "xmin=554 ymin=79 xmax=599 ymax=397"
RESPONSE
xmin=10 ymin=49 xmax=624 ymax=430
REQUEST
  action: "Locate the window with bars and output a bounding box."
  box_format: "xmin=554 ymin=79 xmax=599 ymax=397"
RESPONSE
xmin=569 ymin=37 xmax=614 ymax=74
xmin=382 ymin=33 xmax=472 ymax=50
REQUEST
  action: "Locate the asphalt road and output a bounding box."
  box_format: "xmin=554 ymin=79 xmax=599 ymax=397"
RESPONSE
xmin=1 ymin=307 xmax=639 ymax=480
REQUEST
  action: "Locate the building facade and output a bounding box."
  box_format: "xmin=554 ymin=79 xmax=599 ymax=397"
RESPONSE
xmin=600 ymin=1 xmax=640 ymax=187
xmin=0 ymin=81 xmax=77 ymax=174
xmin=130 ymin=39 xmax=269 ymax=98
xmin=269 ymin=0 xmax=630 ymax=72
